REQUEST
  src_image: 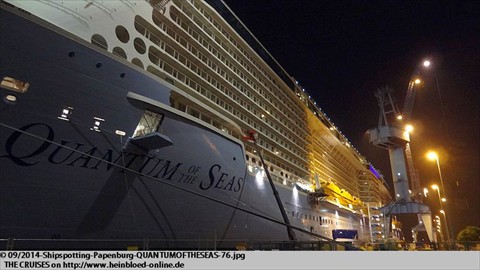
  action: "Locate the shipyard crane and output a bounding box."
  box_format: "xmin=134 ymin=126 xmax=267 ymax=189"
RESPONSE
xmin=367 ymin=62 xmax=434 ymax=244
xmin=400 ymin=69 xmax=426 ymax=202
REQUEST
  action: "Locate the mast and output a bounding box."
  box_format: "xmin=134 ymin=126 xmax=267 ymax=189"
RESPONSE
xmin=243 ymin=130 xmax=297 ymax=241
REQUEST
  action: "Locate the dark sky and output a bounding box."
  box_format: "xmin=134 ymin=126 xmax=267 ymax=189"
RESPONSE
xmin=223 ymin=0 xmax=479 ymax=239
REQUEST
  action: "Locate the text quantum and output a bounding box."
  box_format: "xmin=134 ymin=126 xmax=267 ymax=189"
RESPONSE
xmin=0 ymin=123 xmax=245 ymax=193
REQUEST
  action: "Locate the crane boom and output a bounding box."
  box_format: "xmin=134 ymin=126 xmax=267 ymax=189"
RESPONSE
xmin=402 ymin=80 xmax=417 ymax=121
xmin=401 ymin=72 xmax=424 ymax=202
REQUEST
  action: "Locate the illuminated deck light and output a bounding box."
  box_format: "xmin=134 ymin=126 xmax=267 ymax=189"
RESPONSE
xmin=4 ymin=94 xmax=17 ymax=104
xmin=405 ymin=124 xmax=414 ymax=133
xmin=115 ymin=130 xmax=126 ymax=136
xmin=91 ymin=116 xmax=105 ymax=132
xmin=58 ymin=106 xmax=73 ymax=121
xmin=255 ymin=171 xmax=264 ymax=187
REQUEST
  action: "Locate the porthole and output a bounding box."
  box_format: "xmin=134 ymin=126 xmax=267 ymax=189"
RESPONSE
xmin=112 ymin=47 xmax=127 ymax=59
xmin=134 ymin=37 xmax=146 ymax=54
xmin=131 ymin=58 xmax=144 ymax=69
xmin=91 ymin=34 xmax=108 ymax=50
xmin=4 ymin=94 xmax=17 ymax=105
xmin=115 ymin=25 xmax=129 ymax=43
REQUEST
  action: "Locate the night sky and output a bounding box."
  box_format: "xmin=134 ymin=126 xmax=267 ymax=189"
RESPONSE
xmin=223 ymin=0 xmax=479 ymax=240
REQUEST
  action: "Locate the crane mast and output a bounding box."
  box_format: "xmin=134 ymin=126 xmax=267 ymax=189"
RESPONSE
xmin=369 ymin=86 xmax=411 ymax=201
xmin=367 ymin=64 xmax=433 ymax=244
xmin=402 ymin=78 xmax=422 ymax=202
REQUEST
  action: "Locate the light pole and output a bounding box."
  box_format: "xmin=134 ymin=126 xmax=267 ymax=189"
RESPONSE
xmin=427 ymin=151 xmax=452 ymax=242
xmin=431 ymin=184 xmax=450 ymax=243
xmin=440 ymin=210 xmax=449 ymax=243
xmin=434 ymin=215 xmax=444 ymax=242
xmin=427 ymin=152 xmax=446 ymax=198
xmin=423 ymin=60 xmax=446 ymax=117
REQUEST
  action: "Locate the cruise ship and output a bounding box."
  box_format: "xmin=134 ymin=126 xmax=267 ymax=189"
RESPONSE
xmin=0 ymin=0 xmax=391 ymax=249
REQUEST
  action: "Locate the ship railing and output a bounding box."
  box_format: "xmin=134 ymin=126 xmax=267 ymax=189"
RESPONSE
xmin=0 ymin=238 xmax=362 ymax=251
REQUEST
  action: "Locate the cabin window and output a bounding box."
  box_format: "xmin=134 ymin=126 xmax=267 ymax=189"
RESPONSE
xmin=132 ymin=58 xmax=144 ymax=69
xmin=188 ymin=107 xmax=200 ymax=118
xmin=113 ymin=47 xmax=127 ymax=59
xmin=91 ymin=34 xmax=108 ymax=50
xmin=134 ymin=37 xmax=146 ymax=54
xmin=133 ymin=110 xmax=164 ymax=137
xmin=115 ymin=25 xmax=130 ymax=43
xmin=178 ymin=103 xmax=187 ymax=112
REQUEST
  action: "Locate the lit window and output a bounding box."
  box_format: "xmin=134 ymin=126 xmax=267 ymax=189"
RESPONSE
xmin=58 ymin=106 xmax=73 ymax=121
xmin=4 ymin=95 xmax=17 ymax=104
xmin=91 ymin=117 xmax=105 ymax=132
xmin=133 ymin=110 xmax=164 ymax=137
xmin=115 ymin=130 xmax=126 ymax=136
xmin=1 ymin=76 xmax=29 ymax=93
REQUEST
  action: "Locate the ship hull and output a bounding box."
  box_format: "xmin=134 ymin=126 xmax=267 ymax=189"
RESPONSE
xmin=0 ymin=4 xmax=366 ymax=249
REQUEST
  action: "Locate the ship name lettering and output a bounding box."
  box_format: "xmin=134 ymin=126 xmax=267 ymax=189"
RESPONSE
xmin=90 ymin=149 xmax=124 ymax=171
xmin=202 ymin=164 xmax=244 ymax=192
xmin=151 ymin=159 xmax=182 ymax=180
xmin=2 ymin=123 xmax=242 ymax=193
xmin=0 ymin=123 xmax=53 ymax=166
xmin=48 ymin=140 xmax=84 ymax=164
xmin=66 ymin=146 xmax=99 ymax=168
xmin=177 ymin=173 xmax=198 ymax=184
xmin=1 ymin=123 xmax=183 ymax=180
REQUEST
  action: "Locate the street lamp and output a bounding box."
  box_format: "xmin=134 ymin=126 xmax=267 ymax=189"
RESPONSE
xmin=405 ymin=124 xmax=414 ymax=133
xmin=431 ymin=184 xmax=451 ymax=242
